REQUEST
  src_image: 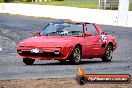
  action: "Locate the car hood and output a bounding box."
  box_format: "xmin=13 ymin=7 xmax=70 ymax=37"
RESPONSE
xmin=18 ymin=36 xmax=79 ymax=47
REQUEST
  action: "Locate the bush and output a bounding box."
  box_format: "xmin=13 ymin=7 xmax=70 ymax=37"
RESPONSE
xmin=0 ymin=0 xmax=4 ymax=2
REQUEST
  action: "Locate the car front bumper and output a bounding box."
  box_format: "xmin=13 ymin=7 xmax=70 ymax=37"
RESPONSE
xmin=16 ymin=46 xmax=73 ymax=60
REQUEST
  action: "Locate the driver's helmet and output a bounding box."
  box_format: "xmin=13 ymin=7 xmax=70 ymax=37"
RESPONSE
xmin=54 ymin=20 xmax=65 ymax=31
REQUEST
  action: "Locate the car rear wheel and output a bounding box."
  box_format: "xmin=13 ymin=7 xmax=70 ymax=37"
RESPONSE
xmin=23 ymin=58 xmax=35 ymax=65
xmin=69 ymin=46 xmax=81 ymax=65
xmin=101 ymin=45 xmax=113 ymax=62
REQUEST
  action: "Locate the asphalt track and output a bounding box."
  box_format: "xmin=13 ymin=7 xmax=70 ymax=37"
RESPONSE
xmin=0 ymin=14 xmax=132 ymax=80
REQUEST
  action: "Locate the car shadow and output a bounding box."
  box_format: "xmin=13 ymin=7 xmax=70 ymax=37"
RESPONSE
xmin=33 ymin=60 xmax=105 ymax=66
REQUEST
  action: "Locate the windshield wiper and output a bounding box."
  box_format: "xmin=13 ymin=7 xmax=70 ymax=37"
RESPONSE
xmin=46 ymin=31 xmax=81 ymax=36
xmin=68 ymin=31 xmax=82 ymax=33
xmin=46 ymin=31 xmax=64 ymax=36
xmin=46 ymin=32 xmax=57 ymax=36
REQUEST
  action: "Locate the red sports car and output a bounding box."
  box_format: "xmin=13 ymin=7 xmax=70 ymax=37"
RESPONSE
xmin=16 ymin=20 xmax=117 ymax=65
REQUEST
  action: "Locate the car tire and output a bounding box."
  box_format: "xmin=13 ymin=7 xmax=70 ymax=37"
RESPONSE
xmin=101 ymin=44 xmax=113 ymax=62
xmin=23 ymin=58 xmax=35 ymax=65
xmin=69 ymin=46 xmax=81 ymax=65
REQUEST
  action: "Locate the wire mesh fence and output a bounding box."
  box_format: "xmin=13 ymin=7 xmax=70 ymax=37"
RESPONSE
xmin=99 ymin=0 xmax=119 ymax=10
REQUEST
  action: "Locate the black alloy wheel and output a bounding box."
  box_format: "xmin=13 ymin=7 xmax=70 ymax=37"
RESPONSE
xmin=69 ymin=46 xmax=81 ymax=65
xmin=101 ymin=45 xmax=113 ymax=62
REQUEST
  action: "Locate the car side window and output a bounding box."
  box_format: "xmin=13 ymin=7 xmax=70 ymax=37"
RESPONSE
xmin=86 ymin=24 xmax=98 ymax=36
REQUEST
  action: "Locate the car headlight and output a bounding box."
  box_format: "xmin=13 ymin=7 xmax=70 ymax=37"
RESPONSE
xmin=54 ymin=50 xmax=60 ymax=55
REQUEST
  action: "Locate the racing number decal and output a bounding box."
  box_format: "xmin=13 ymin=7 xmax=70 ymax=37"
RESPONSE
xmin=101 ymin=34 xmax=107 ymax=42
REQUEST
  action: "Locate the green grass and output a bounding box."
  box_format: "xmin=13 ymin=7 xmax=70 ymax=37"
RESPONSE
xmin=25 ymin=1 xmax=98 ymax=9
xmin=129 ymin=2 xmax=132 ymax=11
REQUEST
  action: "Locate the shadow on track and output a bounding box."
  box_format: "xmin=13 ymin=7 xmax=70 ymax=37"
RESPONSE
xmin=32 ymin=60 xmax=105 ymax=66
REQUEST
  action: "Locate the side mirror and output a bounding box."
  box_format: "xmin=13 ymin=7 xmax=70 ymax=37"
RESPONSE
xmin=101 ymin=32 xmax=108 ymax=35
xmin=35 ymin=31 xmax=40 ymax=36
xmin=87 ymin=32 xmax=92 ymax=36
xmin=104 ymin=32 xmax=108 ymax=35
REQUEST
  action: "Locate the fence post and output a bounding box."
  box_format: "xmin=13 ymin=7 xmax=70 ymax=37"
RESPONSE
xmin=117 ymin=0 xmax=129 ymax=27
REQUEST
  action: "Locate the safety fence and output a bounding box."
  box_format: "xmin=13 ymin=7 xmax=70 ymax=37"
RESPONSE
xmin=0 ymin=3 xmax=131 ymax=27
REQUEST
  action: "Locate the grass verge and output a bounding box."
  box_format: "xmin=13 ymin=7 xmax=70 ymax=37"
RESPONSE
xmin=129 ymin=2 xmax=132 ymax=11
xmin=20 ymin=1 xmax=98 ymax=9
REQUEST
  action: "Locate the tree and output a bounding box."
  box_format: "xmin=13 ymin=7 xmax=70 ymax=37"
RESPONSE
xmin=0 ymin=0 xmax=4 ymax=2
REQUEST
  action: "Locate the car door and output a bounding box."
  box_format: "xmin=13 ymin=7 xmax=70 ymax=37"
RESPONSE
xmin=85 ymin=23 xmax=102 ymax=58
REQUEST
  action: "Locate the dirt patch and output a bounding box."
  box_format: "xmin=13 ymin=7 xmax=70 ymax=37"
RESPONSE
xmin=0 ymin=78 xmax=131 ymax=88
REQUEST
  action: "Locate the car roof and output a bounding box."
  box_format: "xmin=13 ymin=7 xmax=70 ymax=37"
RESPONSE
xmin=53 ymin=19 xmax=92 ymax=25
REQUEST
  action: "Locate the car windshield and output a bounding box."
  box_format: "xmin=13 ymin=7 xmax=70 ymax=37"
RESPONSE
xmin=40 ymin=22 xmax=83 ymax=36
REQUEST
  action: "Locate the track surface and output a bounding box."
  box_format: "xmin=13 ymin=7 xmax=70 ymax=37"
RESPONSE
xmin=0 ymin=14 xmax=132 ymax=80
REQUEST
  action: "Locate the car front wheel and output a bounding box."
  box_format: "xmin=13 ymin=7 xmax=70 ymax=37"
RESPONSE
xmin=23 ymin=58 xmax=35 ymax=65
xmin=69 ymin=46 xmax=81 ymax=65
xmin=101 ymin=45 xmax=113 ymax=62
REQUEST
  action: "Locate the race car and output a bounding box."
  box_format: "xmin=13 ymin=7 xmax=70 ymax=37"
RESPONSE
xmin=16 ymin=20 xmax=117 ymax=65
